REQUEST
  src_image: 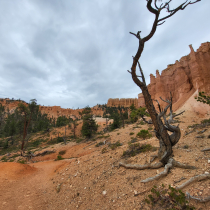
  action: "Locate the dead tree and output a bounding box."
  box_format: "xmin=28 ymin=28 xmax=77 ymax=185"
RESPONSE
xmin=126 ymin=0 xmax=200 ymax=165
xmin=119 ymin=1 xmax=210 ymax=198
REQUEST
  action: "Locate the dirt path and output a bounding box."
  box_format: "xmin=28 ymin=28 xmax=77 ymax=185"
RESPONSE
xmin=0 ymin=160 xmax=70 ymax=210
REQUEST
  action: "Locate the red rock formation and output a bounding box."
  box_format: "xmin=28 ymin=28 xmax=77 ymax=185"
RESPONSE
xmin=0 ymin=99 xmax=104 ymax=120
xmin=107 ymin=98 xmax=138 ymax=107
xmin=138 ymin=42 xmax=210 ymax=110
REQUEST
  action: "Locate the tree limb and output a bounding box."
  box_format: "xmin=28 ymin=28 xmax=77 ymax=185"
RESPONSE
xmin=119 ymin=161 xmax=163 ymax=170
xmin=158 ymin=0 xmax=201 ymax=23
xmin=186 ymin=192 xmax=210 ymax=203
xmin=141 ymin=158 xmax=174 ymax=183
xmin=176 ymin=174 xmax=210 ymax=190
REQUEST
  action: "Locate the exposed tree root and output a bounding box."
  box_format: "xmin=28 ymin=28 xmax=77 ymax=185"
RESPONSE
xmin=141 ymin=158 xmax=174 ymax=183
xmin=186 ymin=192 xmax=210 ymax=203
xmin=201 ymin=148 xmax=210 ymax=152
xmin=176 ymin=174 xmax=210 ymax=190
xmin=119 ymin=158 xmax=196 ymax=183
xmin=175 ymin=174 xmax=210 ymax=203
xmin=149 ymin=155 xmax=158 ymax=163
xmin=119 ymin=161 xmax=163 ymax=170
xmin=173 ymin=159 xmax=197 ymax=169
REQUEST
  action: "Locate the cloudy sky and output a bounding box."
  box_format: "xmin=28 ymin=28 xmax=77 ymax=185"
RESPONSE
xmin=0 ymin=0 xmax=209 ymax=108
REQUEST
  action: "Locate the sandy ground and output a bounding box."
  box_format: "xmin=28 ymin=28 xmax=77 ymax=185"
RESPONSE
xmin=0 ymin=99 xmax=210 ymax=210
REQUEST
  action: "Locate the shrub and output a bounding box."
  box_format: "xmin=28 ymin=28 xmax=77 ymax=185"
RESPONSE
xmin=129 ymin=132 xmax=134 ymax=135
xmin=201 ymin=118 xmax=210 ymax=124
xmin=81 ymin=114 xmax=98 ymax=138
xmin=59 ymin=150 xmax=66 ymax=155
xmin=56 ymin=116 xmax=69 ymax=127
xmin=122 ymin=143 xmax=155 ymax=158
xmin=1 ymin=156 xmax=8 ymax=162
xmin=57 ymin=137 xmax=64 ymax=143
xmin=101 ymin=147 xmax=107 ymax=154
xmin=109 ymin=141 xmax=122 ymax=150
xmin=55 ymin=155 xmax=64 ymax=161
xmin=18 ymin=159 xmax=26 ymax=164
xmin=3 ymin=140 xmax=9 ymax=149
xmin=97 ymin=135 xmax=110 ymax=139
xmin=137 ymin=129 xmax=152 ymax=139
xmin=76 ymin=138 xmax=83 ymax=143
xmin=144 ymin=184 xmax=195 ymax=210
xmin=130 ymin=110 xmax=138 ymax=123
xmin=183 ymin=145 xmax=189 ymax=149
xmin=31 ymin=139 xmax=41 ymax=147
xmin=139 ymin=120 xmax=145 ymax=125
xmin=129 ymin=138 xmax=138 ymax=143
xmin=110 ymin=113 xmax=121 ymax=130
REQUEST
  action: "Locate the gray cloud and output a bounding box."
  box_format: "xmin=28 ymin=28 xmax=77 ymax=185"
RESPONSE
xmin=0 ymin=0 xmax=209 ymax=108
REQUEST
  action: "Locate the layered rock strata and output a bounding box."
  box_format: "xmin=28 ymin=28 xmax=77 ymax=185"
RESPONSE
xmin=0 ymin=99 xmax=103 ymax=120
xmin=138 ymin=42 xmax=210 ymax=110
xmin=107 ymin=98 xmax=138 ymax=107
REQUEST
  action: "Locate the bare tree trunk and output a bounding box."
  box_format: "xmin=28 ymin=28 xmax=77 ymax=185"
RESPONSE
xmin=141 ymin=88 xmax=172 ymax=164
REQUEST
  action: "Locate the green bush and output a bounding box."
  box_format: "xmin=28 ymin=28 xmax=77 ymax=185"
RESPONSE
xmin=59 ymin=150 xmax=66 ymax=155
xmin=122 ymin=143 xmax=155 ymax=158
xmin=201 ymin=118 xmax=210 ymax=124
xmin=144 ymin=184 xmax=195 ymax=210
xmin=31 ymin=139 xmax=41 ymax=147
xmin=18 ymin=159 xmax=26 ymax=164
xmin=109 ymin=141 xmax=122 ymax=150
xmin=130 ymin=110 xmax=138 ymax=123
xmin=110 ymin=113 xmax=121 ymax=130
xmin=101 ymin=147 xmax=107 ymax=154
xmin=57 ymin=137 xmax=64 ymax=143
xmin=139 ymin=120 xmax=145 ymax=125
xmin=3 ymin=140 xmax=9 ymax=149
xmin=55 ymin=155 xmax=64 ymax=161
xmin=137 ymin=129 xmax=152 ymax=139
xmin=129 ymin=132 xmax=134 ymax=135
xmin=56 ymin=116 xmax=69 ymax=127
xmin=1 ymin=156 xmax=8 ymax=162
xmin=97 ymin=135 xmax=110 ymax=139
xmin=76 ymin=138 xmax=83 ymax=143
xmin=81 ymin=114 xmax=98 ymax=138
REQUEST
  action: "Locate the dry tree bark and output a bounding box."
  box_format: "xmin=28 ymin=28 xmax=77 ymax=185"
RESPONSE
xmin=119 ymin=0 xmax=203 ymax=186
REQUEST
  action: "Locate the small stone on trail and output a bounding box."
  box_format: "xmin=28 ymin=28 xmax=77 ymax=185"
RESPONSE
xmin=208 ymin=159 xmax=210 ymax=164
xmin=204 ymin=171 xmax=209 ymax=175
xmin=102 ymin=190 xmax=107 ymax=195
xmin=56 ymin=184 xmax=61 ymax=193
xmin=134 ymin=190 xmax=138 ymax=195
xmin=157 ymin=170 xmax=159 ymax=174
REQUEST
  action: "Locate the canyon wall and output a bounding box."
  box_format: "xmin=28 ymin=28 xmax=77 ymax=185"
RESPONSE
xmin=107 ymin=98 xmax=138 ymax=107
xmin=0 ymin=99 xmax=103 ymax=120
xmin=138 ymin=42 xmax=210 ymax=110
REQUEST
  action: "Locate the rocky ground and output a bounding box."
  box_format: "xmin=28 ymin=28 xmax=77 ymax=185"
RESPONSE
xmin=0 ymin=108 xmax=210 ymax=210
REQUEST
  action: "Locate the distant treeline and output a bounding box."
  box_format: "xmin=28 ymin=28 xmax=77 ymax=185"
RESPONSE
xmin=0 ymin=100 xmax=73 ymax=139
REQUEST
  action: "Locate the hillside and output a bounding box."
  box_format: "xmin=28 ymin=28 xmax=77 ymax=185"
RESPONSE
xmin=0 ymin=97 xmax=209 ymax=210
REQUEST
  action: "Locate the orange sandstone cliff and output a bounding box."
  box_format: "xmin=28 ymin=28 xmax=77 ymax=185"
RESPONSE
xmin=107 ymin=98 xmax=138 ymax=107
xmin=138 ymin=42 xmax=210 ymax=110
xmin=0 ymin=99 xmax=103 ymax=119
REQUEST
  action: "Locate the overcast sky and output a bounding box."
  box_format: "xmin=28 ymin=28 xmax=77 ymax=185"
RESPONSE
xmin=0 ymin=0 xmax=209 ymax=108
